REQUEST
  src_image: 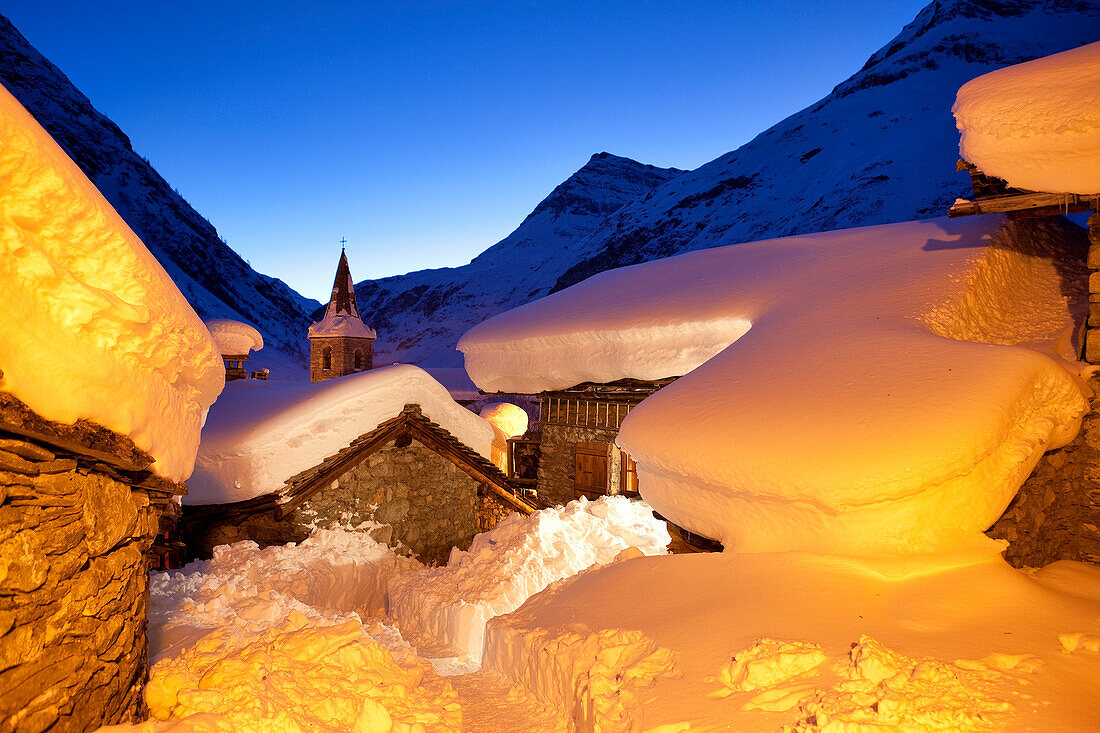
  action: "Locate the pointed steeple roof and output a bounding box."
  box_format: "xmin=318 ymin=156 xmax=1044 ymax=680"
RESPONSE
xmin=308 ymin=250 xmax=377 ymax=339
xmin=327 ymin=250 xmax=361 ymax=319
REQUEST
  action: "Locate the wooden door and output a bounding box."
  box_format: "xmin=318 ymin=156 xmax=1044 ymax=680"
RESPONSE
xmin=574 ymin=442 xmax=611 ymax=501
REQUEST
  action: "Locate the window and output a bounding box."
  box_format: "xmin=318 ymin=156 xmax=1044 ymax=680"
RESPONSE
xmin=620 ymin=452 xmax=640 ymax=496
xmin=322 ymin=347 xmax=332 ymax=370
xmin=574 ymin=442 xmax=610 ymax=501
xmin=354 ymin=350 xmax=363 ymax=370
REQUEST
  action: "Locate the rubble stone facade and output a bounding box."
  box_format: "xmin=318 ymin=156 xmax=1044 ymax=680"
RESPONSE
xmin=187 ymin=440 xmax=493 ymax=566
xmin=536 ymin=423 xmax=624 ymax=508
xmin=0 ymin=436 xmax=165 ymax=731
xmin=987 ymin=376 xmax=1100 ymax=567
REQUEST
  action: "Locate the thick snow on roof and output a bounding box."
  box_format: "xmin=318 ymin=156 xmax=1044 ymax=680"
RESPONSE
xmin=204 ymin=318 xmax=263 ymax=356
xmin=188 ymin=364 xmax=494 ymax=505
xmin=954 ymin=41 xmax=1100 ymax=194
xmin=461 ymin=216 xmax=1089 ymax=555
xmin=0 ymin=83 xmax=222 ymax=482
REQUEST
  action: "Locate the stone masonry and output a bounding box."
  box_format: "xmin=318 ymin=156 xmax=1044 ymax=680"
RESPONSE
xmin=537 ymin=423 xmax=624 ymax=508
xmin=308 ymin=335 xmax=374 ymax=383
xmin=187 ymin=440 xmax=488 ymax=566
xmin=986 ymin=375 xmax=1100 ymax=567
xmin=0 ymin=437 xmax=164 ymax=732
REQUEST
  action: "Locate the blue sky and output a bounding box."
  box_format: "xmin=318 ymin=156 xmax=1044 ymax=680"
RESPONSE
xmin=5 ymin=1 xmax=928 ymax=301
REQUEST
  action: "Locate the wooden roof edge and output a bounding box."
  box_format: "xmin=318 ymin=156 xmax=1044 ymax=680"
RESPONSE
xmin=482 ymin=479 xmax=536 ymax=515
xmin=948 ymin=191 xmax=1100 ymax=219
xmin=0 ymin=389 xmax=186 ymax=495
xmin=181 ymin=492 xmax=281 ymax=522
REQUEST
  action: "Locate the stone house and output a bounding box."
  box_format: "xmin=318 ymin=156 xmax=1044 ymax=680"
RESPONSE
xmin=184 ymin=404 xmax=533 ymax=565
xmin=0 ymin=392 xmax=189 ymax=731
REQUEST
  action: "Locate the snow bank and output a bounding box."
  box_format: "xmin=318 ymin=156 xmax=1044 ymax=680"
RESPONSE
xmin=0 ymin=83 xmax=222 ymax=481
xmin=388 ymin=496 xmax=670 ymax=664
xmin=187 ymin=364 xmax=495 ymax=504
xmin=203 ymin=318 xmax=263 ymax=355
xmin=483 ymin=551 xmax=1100 ymax=731
xmin=110 ymin=528 xmax=459 ymax=732
xmin=463 ymin=217 xmax=1089 ymax=555
xmin=955 ymin=41 xmax=1100 ymax=194
xmin=148 ymin=528 xmax=419 ymax=660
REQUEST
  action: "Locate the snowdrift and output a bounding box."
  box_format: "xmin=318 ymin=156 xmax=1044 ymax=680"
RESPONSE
xmin=483 ymin=552 xmax=1100 ymax=732
xmin=955 ymin=40 xmax=1100 ymax=194
xmin=188 ymin=364 xmax=494 ymax=504
xmin=0 ymin=83 xmax=222 ymax=481
xmin=388 ymin=496 xmax=670 ymax=664
xmin=130 ymin=529 xmax=458 ymax=731
xmin=461 ymin=216 xmax=1089 ymax=555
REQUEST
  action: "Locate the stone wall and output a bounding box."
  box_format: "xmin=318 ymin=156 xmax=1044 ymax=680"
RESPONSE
xmin=0 ymin=437 xmax=162 ymax=731
xmin=477 ymin=487 xmax=519 ymax=533
xmin=187 ymin=440 xmax=484 ymax=566
xmin=308 ymin=335 xmax=374 ymax=383
xmin=987 ymin=376 xmax=1100 ymax=567
xmin=536 ymin=423 xmax=624 ymax=507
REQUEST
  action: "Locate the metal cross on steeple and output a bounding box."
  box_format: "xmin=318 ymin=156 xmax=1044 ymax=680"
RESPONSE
xmin=339 ymin=237 xmax=347 ymax=251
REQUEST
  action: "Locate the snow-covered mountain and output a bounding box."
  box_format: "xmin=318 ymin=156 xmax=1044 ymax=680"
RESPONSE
xmin=358 ymin=0 xmax=1100 ymax=366
xmin=0 ymin=13 xmax=319 ymax=361
xmin=355 ymin=153 xmax=684 ymax=366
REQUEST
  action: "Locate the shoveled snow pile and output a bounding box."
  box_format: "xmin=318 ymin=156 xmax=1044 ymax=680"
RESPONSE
xmin=203 ymin=318 xmax=263 ymax=355
xmin=187 ymin=364 xmax=495 ymax=504
xmin=148 ymin=528 xmax=420 ymax=661
xmin=461 ymin=216 xmax=1089 ymax=555
xmin=101 ymin=528 xmax=462 ymax=732
xmin=0 ymin=83 xmax=222 ymax=482
xmin=389 ymin=496 xmax=670 ymax=664
xmin=955 ymin=40 xmax=1100 ymax=194
xmin=482 ymin=552 xmax=1100 ymax=731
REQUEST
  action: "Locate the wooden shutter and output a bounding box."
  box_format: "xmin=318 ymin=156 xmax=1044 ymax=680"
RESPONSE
xmin=574 ymin=442 xmax=611 ymax=501
xmin=620 ymin=452 xmax=639 ymax=497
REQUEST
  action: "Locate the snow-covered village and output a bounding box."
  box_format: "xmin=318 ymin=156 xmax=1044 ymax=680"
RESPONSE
xmin=2 ymin=1 xmax=1100 ymax=731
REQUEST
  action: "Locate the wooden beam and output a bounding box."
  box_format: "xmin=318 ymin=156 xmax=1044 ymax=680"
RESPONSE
xmin=277 ymin=418 xmax=408 ymax=517
xmin=949 ymin=191 xmax=1100 ymax=218
xmin=404 ymin=419 xmax=535 ymax=514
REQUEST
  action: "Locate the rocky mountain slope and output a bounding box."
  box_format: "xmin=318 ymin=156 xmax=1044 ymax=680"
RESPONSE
xmin=358 ymin=0 xmax=1100 ymax=367
xmin=355 ymin=153 xmax=684 ymax=366
xmin=0 ymin=13 xmax=319 ymax=360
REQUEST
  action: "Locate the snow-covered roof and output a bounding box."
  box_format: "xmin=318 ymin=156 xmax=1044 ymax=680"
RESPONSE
xmin=0 ymin=83 xmax=223 ymax=482
xmin=954 ymin=40 xmax=1100 ymax=194
xmin=308 ymin=250 xmax=377 ymax=339
xmin=205 ymin=318 xmax=264 ymax=356
xmin=460 ymin=216 xmax=1089 ymax=555
xmin=188 ymin=364 xmax=494 ymax=505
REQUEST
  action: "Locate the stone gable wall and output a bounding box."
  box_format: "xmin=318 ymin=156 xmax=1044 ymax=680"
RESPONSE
xmin=308 ymin=336 xmax=374 ymax=382
xmin=987 ymin=377 xmax=1100 ymax=567
xmin=186 ymin=440 xmax=485 ymax=566
xmin=0 ymin=437 xmax=162 ymax=732
xmin=536 ymin=423 xmax=623 ymax=508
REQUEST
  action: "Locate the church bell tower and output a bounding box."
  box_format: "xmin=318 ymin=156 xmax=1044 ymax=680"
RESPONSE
xmin=308 ymin=246 xmax=376 ymax=382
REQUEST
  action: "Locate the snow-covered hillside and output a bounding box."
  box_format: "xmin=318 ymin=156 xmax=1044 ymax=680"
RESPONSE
xmin=355 ymin=153 xmax=683 ymax=366
xmin=358 ymin=0 xmax=1100 ymax=366
xmin=551 ymin=0 xmax=1100 ymax=291
xmin=0 ymin=13 xmax=319 ymax=361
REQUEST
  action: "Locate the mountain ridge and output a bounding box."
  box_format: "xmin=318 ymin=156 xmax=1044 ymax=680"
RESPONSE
xmin=0 ymin=13 xmax=319 ymax=361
